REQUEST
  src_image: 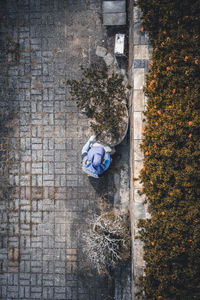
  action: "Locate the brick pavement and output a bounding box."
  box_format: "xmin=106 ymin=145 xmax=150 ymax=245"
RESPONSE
xmin=0 ymin=1 xmax=131 ymax=299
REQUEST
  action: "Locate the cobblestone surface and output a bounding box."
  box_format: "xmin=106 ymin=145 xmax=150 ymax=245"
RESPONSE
xmin=0 ymin=1 xmax=130 ymax=299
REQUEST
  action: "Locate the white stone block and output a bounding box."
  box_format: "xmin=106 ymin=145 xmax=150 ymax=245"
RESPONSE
xmin=134 ymin=111 xmax=142 ymax=139
xmin=114 ymin=33 xmax=125 ymax=56
xmin=134 ymin=90 xmax=144 ymax=111
xmin=134 ymin=68 xmax=144 ymax=90
xmin=134 ymin=45 xmax=150 ymax=60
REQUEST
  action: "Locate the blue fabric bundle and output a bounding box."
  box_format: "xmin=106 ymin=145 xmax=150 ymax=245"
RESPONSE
xmin=87 ymin=146 xmax=105 ymax=175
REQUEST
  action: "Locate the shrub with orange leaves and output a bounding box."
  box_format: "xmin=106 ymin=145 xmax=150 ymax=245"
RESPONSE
xmin=142 ymin=126 xmax=146 ymax=132
xmin=150 ymin=80 xmax=155 ymax=86
xmin=135 ymin=0 xmax=200 ymax=299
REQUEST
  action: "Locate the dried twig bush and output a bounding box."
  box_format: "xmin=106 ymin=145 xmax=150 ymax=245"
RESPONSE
xmin=83 ymin=210 xmax=131 ymax=275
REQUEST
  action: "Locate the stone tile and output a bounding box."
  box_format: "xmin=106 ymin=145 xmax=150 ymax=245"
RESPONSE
xmin=133 ymin=202 xmax=145 ymax=220
xmin=134 ymin=139 xmax=144 ymax=160
xmin=134 ymin=111 xmax=143 ymax=139
xmin=133 ymin=6 xmax=143 ymax=21
xmin=134 ymin=45 xmax=150 ymax=60
xmin=134 ymin=160 xmax=143 ymax=188
xmin=133 ymin=22 xmax=141 ymax=45
xmin=104 ymin=53 xmax=114 ymax=66
xmin=103 ymin=1 xmax=126 ymax=13
xmin=133 ymin=68 xmax=145 ymax=90
xmin=96 ymin=46 xmax=107 ymax=58
xmin=103 ymin=13 xmax=126 ymax=26
xmin=135 ymin=244 xmax=145 ymax=267
xmin=133 ymin=59 xmax=145 ymax=68
xmin=133 ymin=90 xmax=145 ymax=111
xmin=134 ymin=188 xmax=145 ymax=203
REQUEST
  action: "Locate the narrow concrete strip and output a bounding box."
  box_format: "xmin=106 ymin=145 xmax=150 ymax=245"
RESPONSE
xmin=129 ymin=2 xmax=152 ymax=299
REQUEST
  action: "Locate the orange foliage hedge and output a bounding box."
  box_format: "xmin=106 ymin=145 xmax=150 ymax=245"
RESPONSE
xmin=135 ymin=0 xmax=200 ymax=299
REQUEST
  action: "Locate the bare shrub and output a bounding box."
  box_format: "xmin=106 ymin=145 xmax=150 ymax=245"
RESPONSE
xmin=82 ymin=210 xmax=131 ymax=275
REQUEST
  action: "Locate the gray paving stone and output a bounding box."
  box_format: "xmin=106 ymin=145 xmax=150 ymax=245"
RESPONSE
xmin=104 ymin=52 xmax=115 ymax=66
xmin=103 ymin=1 xmax=126 ymax=13
xmin=103 ymin=13 xmax=126 ymax=26
xmin=96 ymin=45 xmax=107 ymax=57
xmin=0 ymin=0 xmax=130 ymax=298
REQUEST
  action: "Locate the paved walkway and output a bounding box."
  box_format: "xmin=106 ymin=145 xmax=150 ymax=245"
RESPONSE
xmin=0 ymin=1 xmax=130 ymax=299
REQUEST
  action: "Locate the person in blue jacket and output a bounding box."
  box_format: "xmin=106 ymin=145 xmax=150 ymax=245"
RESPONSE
xmin=81 ymin=135 xmax=112 ymax=178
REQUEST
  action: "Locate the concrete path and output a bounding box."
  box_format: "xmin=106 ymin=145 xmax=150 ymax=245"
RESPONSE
xmin=0 ymin=0 xmax=130 ymax=299
xmin=128 ymin=3 xmax=152 ymax=299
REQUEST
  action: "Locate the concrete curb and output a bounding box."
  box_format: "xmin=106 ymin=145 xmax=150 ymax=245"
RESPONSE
xmin=128 ymin=3 xmax=153 ymax=299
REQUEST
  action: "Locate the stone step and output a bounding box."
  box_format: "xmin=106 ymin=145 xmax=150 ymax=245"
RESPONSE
xmin=103 ymin=1 xmax=126 ymax=13
xmin=103 ymin=1 xmax=126 ymax=26
xmin=103 ymin=12 xmax=126 ymax=25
